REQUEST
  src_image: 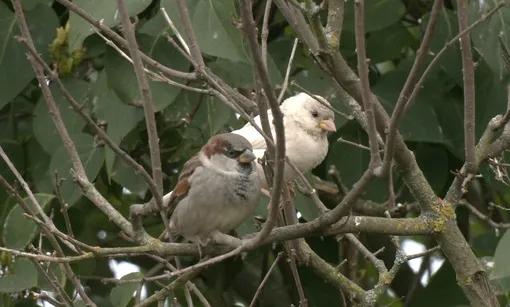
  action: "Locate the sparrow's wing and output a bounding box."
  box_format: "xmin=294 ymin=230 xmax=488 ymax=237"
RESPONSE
xmin=167 ymin=154 xmax=201 ymax=217
xmin=232 ymin=110 xmax=274 ymax=150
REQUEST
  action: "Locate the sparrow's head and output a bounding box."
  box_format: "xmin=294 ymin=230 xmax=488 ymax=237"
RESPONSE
xmin=281 ymin=92 xmax=336 ymax=137
xmin=202 ymin=133 xmax=256 ymax=171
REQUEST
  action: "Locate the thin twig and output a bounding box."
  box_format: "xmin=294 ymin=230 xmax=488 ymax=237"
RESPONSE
xmin=15 ymin=0 xmax=139 ymax=242
xmin=249 ymin=252 xmax=284 ymax=307
xmin=377 ymin=0 xmax=443 ymax=176
xmin=239 ymin=0 xmax=286 ymax=242
xmin=337 ymin=137 xmax=371 ymax=151
xmin=116 ymin=0 xmax=168 ymax=237
xmin=458 ymin=200 xmax=510 ymax=228
xmin=55 ymin=0 xmax=196 ymax=80
xmin=0 ymin=157 xmax=93 ymax=307
xmin=17 ymin=38 xmax=166 ymax=210
xmin=345 ymin=234 xmax=387 ymax=274
xmin=92 ymin=28 xmax=206 ymax=94
xmin=176 ymin=0 xmax=205 ymax=67
xmin=328 ymin=165 xmax=349 ymax=197
xmin=278 ymin=38 xmax=299 ymax=103
xmin=353 ymin=0 xmax=381 ymax=169
xmin=406 ymin=246 xmax=441 ymax=260
xmin=280 ymin=187 xmax=309 ymax=306
xmin=457 ymin=0 xmax=477 ymax=176
xmin=30 ymin=258 xmax=73 ymax=307
xmin=161 ymin=7 xmax=191 ymax=55
xmin=261 ymin=0 xmax=273 ymax=70
xmin=403 ymin=1 xmax=506 ymax=116
xmin=53 ymin=171 xmax=82 ymax=254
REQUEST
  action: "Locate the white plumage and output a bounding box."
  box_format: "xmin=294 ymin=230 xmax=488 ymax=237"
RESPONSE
xmin=232 ymin=92 xmax=336 ymax=189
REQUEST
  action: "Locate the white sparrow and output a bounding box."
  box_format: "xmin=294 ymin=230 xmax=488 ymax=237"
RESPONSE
xmin=167 ymin=133 xmax=261 ymax=246
xmin=232 ymin=92 xmax=336 ymax=189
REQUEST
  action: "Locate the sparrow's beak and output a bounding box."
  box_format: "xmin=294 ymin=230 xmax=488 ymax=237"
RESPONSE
xmin=319 ymin=119 xmax=337 ymax=132
xmin=237 ymin=149 xmax=256 ymax=163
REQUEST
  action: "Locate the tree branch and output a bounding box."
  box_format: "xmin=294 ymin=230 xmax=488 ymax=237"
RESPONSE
xmin=377 ymin=0 xmax=443 ymax=176
xmin=457 ymin=0 xmax=477 ymax=176
xmin=116 ymin=0 xmax=169 ymax=236
xmin=239 ymin=0 xmax=286 ymax=242
xmin=353 ymin=0 xmax=381 ymax=169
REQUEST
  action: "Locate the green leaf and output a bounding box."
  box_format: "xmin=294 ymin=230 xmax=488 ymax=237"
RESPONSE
xmin=68 ymin=0 xmax=152 ymax=51
xmin=22 ymin=0 xmax=53 ymax=11
xmin=0 ymin=2 xmax=59 ymax=108
xmin=472 ymin=228 xmax=502 ymax=257
xmin=372 ymin=70 xmax=443 ymax=143
xmin=469 ymin=0 xmax=510 ymax=79
xmin=410 ymin=262 xmax=469 ymax=307
xmin=423 ymin=8 xmax=463 ymax=85
xmin=110 ymin=157 xmax=148 ymax=197
xmin=474 ymin=66 xmax=508 ymax=138
xmin=37 ymin=262 xmax=66 ymax=291
xmin=326 ymin=124 xmax=396 ymax=202
xmin=3 ymin=194 xmax=55 ymax=249
xmin=491 ymin=230 xmax=510 ymax=280
xmin=492 ymin=274 xmax=510 ymax=293
xmin=435 ymin=96 xmax=464 ymax=158
xmin=192 ymin=95 xmax=233 ymax=138
xmin=48 ymin=133 xmax=105 ymax=207
xmin=414 ymin=144 xmax=448 ymax=193
xmin=93 ymin=72 xmax=144 ymax=178
xmin=295 ymin=194 xmax=319 ymax=221
xmin=366 ymin=23 xmax=418 ymax=63
xmin=209 ymin=57 xmax=283 ymax=90
xmin=32 ymin=79 xmax=92 ymax=155
xmin=74 ymin=300 xmax=89 ymax=307
xmin=437 ymin=66 xmax=509 ymax=158
xmin=104 ymin=33 xmax=189 ymax=112
xmin=154 ymin=0 xmax=248 ymax=62
xmin=294 ymin=173 xmax=319 ymax=221
xmin=192 ymin=0 xmax=248 ymax=62
xmin=0 ymin=258 xmax=38 ymax=293
xmin=110 ymin=272 xmax=143 ymax=307
xmin=28 ymin=137 xmax=54 ymax=194
xmin=0 ymin=142 xmax=25 ymax=184
xmin=158 ymin=0 xmax=200 ymax=36
xmin=343 ymin=0 xmax=406 ymax=33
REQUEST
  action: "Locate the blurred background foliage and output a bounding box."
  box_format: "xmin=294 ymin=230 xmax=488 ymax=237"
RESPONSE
xmin=1 ymin=0 xmax=510 ymax=306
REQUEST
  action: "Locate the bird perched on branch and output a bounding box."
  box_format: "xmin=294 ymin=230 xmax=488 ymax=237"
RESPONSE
xmin=167 ymin=133 xmax=261 ymax=247
xmin=232 ymin=92 xmax=336 ymax=190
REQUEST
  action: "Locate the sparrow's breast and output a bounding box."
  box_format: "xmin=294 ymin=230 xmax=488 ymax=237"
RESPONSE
xmin=286 ymin=132 xmax=329 ymax=175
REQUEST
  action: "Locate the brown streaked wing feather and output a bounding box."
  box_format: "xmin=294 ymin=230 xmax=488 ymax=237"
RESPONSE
xmin=167 ymin=154 xmax=202 ymax=216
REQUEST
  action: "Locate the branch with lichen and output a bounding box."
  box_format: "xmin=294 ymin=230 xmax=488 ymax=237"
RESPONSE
xmin=273 ymin=0 xmax=504 ymax=305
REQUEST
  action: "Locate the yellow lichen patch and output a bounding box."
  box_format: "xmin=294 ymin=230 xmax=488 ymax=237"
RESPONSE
xmin=428 ymin=217 xmax=447 ymax=232
xmin=427 ymin=198 xmax=456 ymax=233
xmin=459 ymin=275 xmax=473 ymax=285
xmin=435 ymin=199 xmax=456 ymax=219
xmin=147 ymin=238 xmax=162 ymax=247
xmin=396 ymin=220 xmax=405 ymax=230
xmin=415 ymin=220 xmax=427 ymax=231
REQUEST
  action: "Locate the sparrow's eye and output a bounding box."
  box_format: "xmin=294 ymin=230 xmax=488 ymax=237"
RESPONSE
xmin=311 ymin=110 xmax=319 ymax=118
xmin=225 ymin=148 xmax=241 ymax=158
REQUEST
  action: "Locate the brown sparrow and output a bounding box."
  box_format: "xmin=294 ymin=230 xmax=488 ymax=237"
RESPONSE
xmin=232 ymin=92 xmax=336 ymax=189
xmin=167 ymin=133 xmax=261 ymax=247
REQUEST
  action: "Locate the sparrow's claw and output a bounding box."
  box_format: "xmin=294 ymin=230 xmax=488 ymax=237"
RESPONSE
xmin=195 ymin=236 xmax=211 ymax=260
xmin=288 ymin=182 xmax=296 ymax=200
xmin=261 ymin=188 xmax=271 ymax=198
